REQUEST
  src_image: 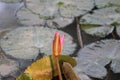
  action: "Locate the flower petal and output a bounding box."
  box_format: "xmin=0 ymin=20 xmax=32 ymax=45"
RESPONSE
xmin=60 ymin=35 xmax=65 ymax=53
xmin=53 ymin=32 xmax=61 ymax=56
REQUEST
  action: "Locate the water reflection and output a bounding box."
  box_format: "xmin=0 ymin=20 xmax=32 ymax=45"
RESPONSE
xmin=0 ymin=1 xmax=23 ymax=31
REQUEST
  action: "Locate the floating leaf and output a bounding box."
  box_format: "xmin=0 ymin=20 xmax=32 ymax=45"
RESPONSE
xmin=80 ymin=7 xmax=120 ymax=25
xmin=25 ymin=0 xmax=94 ymax=17
xmin=95 ymin=0 xmax=120 ymax=8
xmin=16 ymin=55 xmax=76 ymax=80
xmin=84 ymin=25 xmax=114 ymax=37
xmin=0 ymin=58 xmax=18 ymax=77
xmin=58 ymin=55 xmax=77 ymax=67
xmin=116 ymin=26 xmax=120 ymax=36
xmin=0 ymin=27 xmax=76 ymax=59
xmin=16 ymin=73 xmax=32 ymax=80
xmin=46 ymin=17 xmax=74 ymax=28
xmin=17 ymin=7 xmax=45 ymax=26
xmin=75 ymin=39 xmax=120 ymax=79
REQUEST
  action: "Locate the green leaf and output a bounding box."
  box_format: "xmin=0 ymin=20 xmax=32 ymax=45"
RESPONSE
xmin=111 ymin=22 xmax=120 ymax=26
xmin=57 ymin=2 xmax=64 ymax=6
xmin=16 ymin=73 xmax=32 ymax=80
xmin=16 ymin=55 xmax=77 ymax=80
xmin=58 ymin=55 xmax=77 ymax=67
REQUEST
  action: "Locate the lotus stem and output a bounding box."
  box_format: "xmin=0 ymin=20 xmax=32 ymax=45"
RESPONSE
xmin=76 ymin=17 xmax=84 ymax=48
xmin=55 ymin=56 xmax=62 ymax=80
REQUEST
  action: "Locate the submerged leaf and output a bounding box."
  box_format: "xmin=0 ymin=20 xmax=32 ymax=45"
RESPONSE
xmin=57 ymin=2 xmax=64 ymax=6
xmin=17 ymin=55 xmax=76 ymax=80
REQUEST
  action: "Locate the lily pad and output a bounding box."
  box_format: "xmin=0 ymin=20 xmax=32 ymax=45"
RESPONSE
xmin=0 ymin=26 xmax=76 ymax=60
xmin=16 ymin=73 xmax=32 ymax=80
xmin=17 ymin=7 xmax=45 ymax=26
xmin=116 ymin=26 xmax=120 ymax=37
xmin=46 ymin=17 xmax=74 ymax=28
xmin=84 ymin=25 xmax=114 ymax=37
xmin=95 ymin=0 xmax=120 ymax=8
xmin=17 ymin=5 xmax=73 ymax=28
xmin=25 ymin=0 xmax=57 ymax=17
xmin=25 ymin=0 xmax=94 ymax=18
xmin=57 ymin=0 xmax=94 ymax=17
xmin=19 ymin=0 xmax=94 ymax=27
xmin=75 ymin=39 xmax=120 ymax=78
xmin=80 ymin=7 xmax=120 ymax=25
xmin=75 ymin=72 xmax=92 ymax=80
xmin=17 ymin=55 xmax=76 ymax=80
xmin=0 ymin=58 xmax=18 ymax=77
